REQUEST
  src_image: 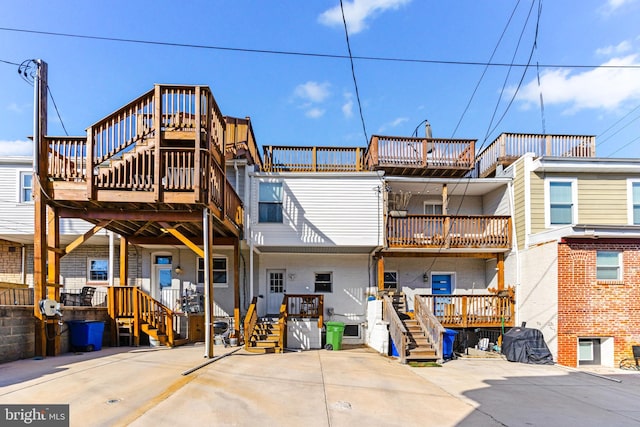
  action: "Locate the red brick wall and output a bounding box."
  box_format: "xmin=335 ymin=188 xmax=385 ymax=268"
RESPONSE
xmin=557 ymin=238 xmax=640 ymax=366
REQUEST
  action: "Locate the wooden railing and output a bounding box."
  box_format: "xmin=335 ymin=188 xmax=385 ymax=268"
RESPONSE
xmin=474 ymin=133 xmax=596 ymax=178
xmin=107 ymin=286 xmax=179 ymax=347
xmin=366 ymin=136 xmax=475 ymax=170
xmin=263 ymin=146 xmax=365 ymax=172
xmin=414 ymin=295 xmax=445 ymax=362
xmin=383 ymin=295 xmax=407 ymax=364
xmin=284 ymin=294 xmax=324 ymax=328
xmin=278 ymin=296 xmax=287 ymax=351
xmin=47 ymin=137 xmax=87 ymax=181
xmin=243 ymin=296 xmax=258 ymax=349
xmin=387 ymin=215 xmax=512 ymax=249
xmin=0 ymin=283 xmax=33 ymax=305
xmin=418 ymin=294 xmax=515 ymax=328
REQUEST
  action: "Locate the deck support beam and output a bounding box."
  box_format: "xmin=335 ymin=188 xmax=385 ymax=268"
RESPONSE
xmin=120 ymin=235 xmax=129 ymax=286
xmin=47 ymin=206 xmax=61 ymax=356
xmin=377 ymin=256 xmax=385 ymax=292
xmin=233 ymin=239 xmax=241 ymax=339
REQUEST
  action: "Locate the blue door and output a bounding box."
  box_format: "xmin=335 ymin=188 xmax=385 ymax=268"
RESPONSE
xmin=432 ymin=274 xmax=452 ymax=316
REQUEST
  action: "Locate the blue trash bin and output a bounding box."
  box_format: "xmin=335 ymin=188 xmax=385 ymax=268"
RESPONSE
xmin=443 ymin=329 xmax=458 ymax=359
xmin=66 ymin=320 xmax=105 ymax=351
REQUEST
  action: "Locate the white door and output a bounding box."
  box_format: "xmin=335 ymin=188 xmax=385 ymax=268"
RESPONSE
xmin=267 ymin=270 xmax=286 ymax=315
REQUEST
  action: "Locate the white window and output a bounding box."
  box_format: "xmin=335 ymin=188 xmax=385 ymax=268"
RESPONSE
xmin=628 ymin=180 xmax=640 ymax=225
xmin=545 ymin=178 xmax=577 ymax=227
xmin=596 ymin=251 xmax=621 ymax=281
xmin=88 ymin=259 xmax=108 ymax=282
xmin=314 ymin=272 xmax=332 ymax=293
xmin=20 ymin=171 xmax=33 ymax=203
xmin=197 ymin=256 xmax=228 ymax=287
xmin=423 ymin=201 xmax=443 ymax=215
xmin=383 ymin=271 xmax=398 ymax=289
xmin=259 ymin=182 xmax=283 ymax=223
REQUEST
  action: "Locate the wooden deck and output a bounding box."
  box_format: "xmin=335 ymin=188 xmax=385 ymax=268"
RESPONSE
xmin=474 ymin=133 xmax=596 ymax=178
xmin=44 ymin=84 xmax=243 ymax=240
xmin=366 ymin=135 xmax=475 ymax=177
xmin=419 ymin=294 xmax=515 ymax=328
xmin=387 ymin=215 xmax=512 ymax=250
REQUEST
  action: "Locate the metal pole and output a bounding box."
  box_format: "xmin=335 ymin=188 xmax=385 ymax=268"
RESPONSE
xmin=203 ymin=208 xmax=212 ymax=357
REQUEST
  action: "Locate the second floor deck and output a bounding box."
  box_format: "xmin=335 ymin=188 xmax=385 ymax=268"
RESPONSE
xmin=43 ymin=85 xmax=244 ymax=239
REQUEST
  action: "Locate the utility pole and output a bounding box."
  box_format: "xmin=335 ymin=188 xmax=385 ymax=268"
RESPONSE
xmin=32 ymin=59 xmax=49 ymax=357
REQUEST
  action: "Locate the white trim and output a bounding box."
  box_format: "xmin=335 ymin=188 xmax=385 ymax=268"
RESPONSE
xmin=16 ymin=169 xmax=33 ymax=204
xmin=197 ymin=254 xmax=229 ymax=288
xmin=544 ymin=177 xmax=578 ymax=229
xmin=87 ymin=258 xmax=109 ymax=284
xmin=628 ymin=179 xmax=640 ymax=225
xmin=524 ymin=155 xmax=532 ymax=249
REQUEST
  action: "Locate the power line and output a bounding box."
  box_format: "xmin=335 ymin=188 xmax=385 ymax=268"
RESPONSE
xmin=451 ymin=0 xmax=523 ymax=138
xmin=2 ymin=26 xmax=640 ymax=70
xmin=339 ymin=0 xmax=368 ymax=145
xmin=47 ymin=85 xmax=69 ymax=136
xmin=597 ymin=103 xmax=640 ymax=140
xmin=0 ymin=58 xmax=21 ymax=66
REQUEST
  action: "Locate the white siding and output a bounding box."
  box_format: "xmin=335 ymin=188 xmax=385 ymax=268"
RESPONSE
xmin=0 ymin=160 xmax=34 ymax=235
xmin=258 ymin=253 xmax=370 ymax=327
xmin=251 ymin=174 xmax=381 ymax=247
xmin=482 ymin=186 xmax=510 ymax=215
xmin=519 ymin=241 xmax=558 ymax=359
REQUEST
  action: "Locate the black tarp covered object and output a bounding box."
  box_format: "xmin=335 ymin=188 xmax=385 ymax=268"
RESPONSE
xmin=501 ymin=327 xmax=554 ymax=364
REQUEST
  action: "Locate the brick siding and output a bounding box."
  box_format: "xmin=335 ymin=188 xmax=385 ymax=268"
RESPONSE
xmin=557 ymin=238 xmax=640 ymax=366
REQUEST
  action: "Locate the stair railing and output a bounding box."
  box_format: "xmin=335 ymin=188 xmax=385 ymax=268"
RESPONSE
xmin=414 ymin=295 xmax=446 ymax=362
xmin=383 ymin=294 xmax=407 ymax=364
xmin=244 ymin=296 xmax=258 ymax=350
xmin=278 ymin=295 xmax=288 ymax=351
xmin=108 ymin=286 xmax=178 ymax=347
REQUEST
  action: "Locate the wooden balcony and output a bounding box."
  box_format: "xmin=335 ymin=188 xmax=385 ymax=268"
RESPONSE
xmin=43 ymin=85 xmax=243 ymax=237
xmin=474 ymin=133 xmax=596 ymax=178
xmin=366 ymin=135 xmax=475 ymax=177
xmin=262 ymin=146 xmax=365 ymax=172
xmin=418 ymin=294 xmax=515 ymax=328
xmin=387 ymin=215 xmax=512 ymax=250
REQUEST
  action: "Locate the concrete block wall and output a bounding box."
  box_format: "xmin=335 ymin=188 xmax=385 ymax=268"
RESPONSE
xmin=0 ymin=306 xmax=110 ymax=364
xmin=557 ymin=239 xmax=640 ymax=367
xmin=0 ymin=306 xmax=35 ymax=363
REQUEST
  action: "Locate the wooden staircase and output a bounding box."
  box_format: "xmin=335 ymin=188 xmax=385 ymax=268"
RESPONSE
xmin=245 ymin=319 xmax=283 ymax=354
xmin=403 ymin=318 xmax=438 ymax=362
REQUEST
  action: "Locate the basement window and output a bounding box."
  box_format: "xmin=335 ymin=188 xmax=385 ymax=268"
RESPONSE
xmin=344 ymin=324 xmax=361 ymax=338
xmin=314 ymin=272 xmax=333 ymax=293
xmin=383 ymin=271 xmax=398 ymax=290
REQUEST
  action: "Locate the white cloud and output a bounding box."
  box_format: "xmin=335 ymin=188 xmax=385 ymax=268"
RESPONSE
xmin=0 ymin=140 xmax=33 ymax=156
xmin=305 ymin=108 xmax=326 ymax=119
xmin=600 ymin=0 xmax=637 ymax=14
xmin=318 ymin=0 xmax=411 ymax=34
xmin=342 ymin=93 xmax=354 ymax=118
xmin=378 ymin=117 xmax=408 ymax=133
xmin=514 ymin=54 xmax=640 ymax=113
xmin=294 ymin=81 xmax=331 ymax=103
xmin=596 ymin=40 xmax=632 ymax=56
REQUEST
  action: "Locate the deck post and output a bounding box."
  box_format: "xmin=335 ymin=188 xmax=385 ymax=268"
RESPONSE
xmin=47 ymin=205 xmax=61 ymax=355
xmin=233 ymin=238 xmax=241 ymax=339
xmin=194 ymin=86 xmax=202 ymax=202
xmin=119 ymin=235 xmax=129 ymax=286
xmin=153 ymin=85 xmax=162 ymax=202
xmin=377 ymin=256 xmax=385 ymax=292
xmin=497 ymin=253 xmax=505 ymax=290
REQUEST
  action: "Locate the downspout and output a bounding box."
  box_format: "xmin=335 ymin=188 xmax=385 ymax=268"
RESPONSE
xmin=21 ymin=244 xmax=26 ymax=284
xmin=108 ymin=231 xmax=115 ymax=286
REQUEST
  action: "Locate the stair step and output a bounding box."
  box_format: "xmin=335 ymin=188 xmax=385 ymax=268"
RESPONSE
xmin=251 ymin=340 xmax=279 ymax=348
xmin=245 ymin=346 xmax=278 ymax=354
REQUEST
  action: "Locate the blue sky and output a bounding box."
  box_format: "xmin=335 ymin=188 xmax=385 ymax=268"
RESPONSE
xmin=1 ymin=0 xmax=639 ymax=158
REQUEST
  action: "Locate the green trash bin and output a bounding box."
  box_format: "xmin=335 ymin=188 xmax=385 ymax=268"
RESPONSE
xmin=325 ymin=321 xmax=345 ymax=351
